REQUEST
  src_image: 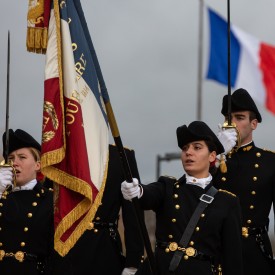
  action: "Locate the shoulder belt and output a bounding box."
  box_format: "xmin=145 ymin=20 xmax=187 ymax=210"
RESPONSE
xmin=169 ymin=186 xmax=218 ymax=272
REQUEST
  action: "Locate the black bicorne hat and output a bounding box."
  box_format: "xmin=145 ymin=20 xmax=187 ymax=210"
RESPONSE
xmin=176 ymin=121 xmax=224 ymax=155
xmin=2 ymin=129 xmax=41 ymax=156
xmin=221 ymin=88 xmax=262 ymax=122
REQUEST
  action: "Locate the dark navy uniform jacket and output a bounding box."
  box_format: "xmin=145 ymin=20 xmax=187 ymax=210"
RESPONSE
xmin=214 ymin=142 xmax=275 ymax=275
xmin=53 ymin=145 xmax=144 ymax=275
xmin=0 ymin=182 xmax=54 ymax=275
xmin=137 ymin=175 xmax=243 ymax=275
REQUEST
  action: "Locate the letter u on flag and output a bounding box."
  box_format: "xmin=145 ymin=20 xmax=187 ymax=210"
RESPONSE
xmin=206 ymin=7 xmax=275 ymax=115
xmin=40 ymin=0 xmax=109 ymax=256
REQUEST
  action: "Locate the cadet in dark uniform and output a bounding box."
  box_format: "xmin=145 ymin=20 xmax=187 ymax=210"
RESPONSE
xmin=0 ymin=129 xmax=54 ymax=275
xmin=214 ymin=88 xmax=275 ymax=275
xmin=122 ymin=121 xmax=243 ymax=275
xmin=53 ymin=144 xmax=144 ymax=275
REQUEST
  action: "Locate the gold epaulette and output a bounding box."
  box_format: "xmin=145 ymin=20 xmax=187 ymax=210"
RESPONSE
xmin=218 ymin=189 xmax=236 ymax=197
xmin=263 ymin=148 xmax=275 ymax=154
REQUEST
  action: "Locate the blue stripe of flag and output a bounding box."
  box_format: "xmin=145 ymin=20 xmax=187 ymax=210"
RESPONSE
xmin=206 ymin=7 xmax=241 ymax=87
xmin=60 ymin=0 xmax=109 ymax=124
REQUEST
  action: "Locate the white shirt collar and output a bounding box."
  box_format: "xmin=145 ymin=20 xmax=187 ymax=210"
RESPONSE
xmin=186 ymin=174 xmax=212 ymax=189
xmin=13 ymin=179 xmax=37 ymax=192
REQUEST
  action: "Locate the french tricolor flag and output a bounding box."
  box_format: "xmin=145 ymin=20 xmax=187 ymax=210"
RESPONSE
xmin=206 ymin=7 xmax=275 ymax=115
xmin=42 ymin=0 xmax=109 ymax=256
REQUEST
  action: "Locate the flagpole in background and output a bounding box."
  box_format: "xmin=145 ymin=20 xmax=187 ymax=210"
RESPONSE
xmin=197 ymin=0 xmax=204 ymax=120
xmin=74 ymin=2 xmax=157 ymax=274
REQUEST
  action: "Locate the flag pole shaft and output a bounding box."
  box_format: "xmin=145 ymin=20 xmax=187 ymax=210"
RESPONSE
xmin=105 ymin=96 xmax=158 ymax=275
xmin=227 ymin=0 xmax=232 ymax=125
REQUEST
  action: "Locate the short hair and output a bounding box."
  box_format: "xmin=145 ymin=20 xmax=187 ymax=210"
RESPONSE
xmin=29 ymin=147 xmax=41 ymax=162
xmin=248 ymin=111 xmax=257 ymax=122
xmin=205 ymin=140 xmax=218 ymax=176
xmin=205 ymin=140 xmax=218 ymax=154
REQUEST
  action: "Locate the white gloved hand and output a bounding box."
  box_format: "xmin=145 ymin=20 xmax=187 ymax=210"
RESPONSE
xmin=0 ymin=167 xmax=13 ymax=196
xmin=121 ymin=178 xmax=141 ymax=201
xmin=216 ymin=124 xmax=237 ymax=154
xmin=121 ymin=267 xmax=138 ymax=275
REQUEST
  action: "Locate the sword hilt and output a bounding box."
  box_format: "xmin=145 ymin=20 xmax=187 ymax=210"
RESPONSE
xmin=222 ymin=121 xmax=241 ymax=155
xmin=218 ymin=121 xmax=241 ymax=174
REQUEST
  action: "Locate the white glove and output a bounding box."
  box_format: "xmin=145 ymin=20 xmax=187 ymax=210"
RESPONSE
xmin=0 ymin=167 xmax=13 ymax=197
xmin=121 ymin=267 xmax=138 ymax=275
xmin=216 ymin=124 xmax=237 ymax=154
xmin=121 ymin=178 xmax=141 ymax=201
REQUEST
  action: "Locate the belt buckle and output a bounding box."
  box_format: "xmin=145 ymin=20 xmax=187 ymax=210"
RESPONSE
xmin=242 ymin=227 xmax=249 ymax=238
xmin=199 ymin=194 xmax=214 ymax=204
xmin=0 ymin=250 xmax=5 ymax=261
xmin=15 ymin=251 xmax=25 ymax=262
xmin=185 ymin=247 xmax=196 ymax=257
xmin=168 ymin=242 xmax=178 ymax=252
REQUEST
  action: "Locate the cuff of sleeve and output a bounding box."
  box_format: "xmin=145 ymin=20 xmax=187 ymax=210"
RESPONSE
xmin=138 ymin=185 xmax=143 ymax=199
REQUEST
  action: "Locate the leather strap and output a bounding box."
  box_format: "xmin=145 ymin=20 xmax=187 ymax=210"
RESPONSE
xmin=169 ymin=186 xmax=218 ymax=272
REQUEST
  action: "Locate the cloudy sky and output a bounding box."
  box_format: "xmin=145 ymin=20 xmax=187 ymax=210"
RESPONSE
xmin=1 ymin=0 xmax=275 ymax=183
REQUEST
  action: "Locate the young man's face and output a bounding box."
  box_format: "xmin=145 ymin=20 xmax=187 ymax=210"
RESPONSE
xmin=226 ymin=111 xmax=258 ymax=145
xmin=181 ymin=140 xmax=216 ymax=179
xmin=8 ymin=148 xmax=41 ymax=186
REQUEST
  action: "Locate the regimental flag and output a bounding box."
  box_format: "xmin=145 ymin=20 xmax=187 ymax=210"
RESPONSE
xmin=41 ymin=0 xmax=109 ymax=256
xmin=206 ymin=7 xmax=275 ymax=115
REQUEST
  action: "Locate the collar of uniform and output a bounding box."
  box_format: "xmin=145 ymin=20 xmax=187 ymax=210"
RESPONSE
xmin=13 ymin=179 xmax=37 ymax=192
xmin=186 ymin=174 xmax=212 ymax=189
xmin=239 ymin=141 xmax=255 ymax=152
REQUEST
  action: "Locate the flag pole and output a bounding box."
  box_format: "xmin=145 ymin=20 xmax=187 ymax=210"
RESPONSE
xmin=197 ymin=0 xmax=204 ymax=120
xmin=74 ymin=1 xmax=157 ymax=274
xmin=96 ymin=57 xmax=158 ymax=275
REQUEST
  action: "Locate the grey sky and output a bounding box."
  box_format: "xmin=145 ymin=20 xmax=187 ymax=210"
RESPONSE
xmin=1 ymin=0 xmax=275 ymax=184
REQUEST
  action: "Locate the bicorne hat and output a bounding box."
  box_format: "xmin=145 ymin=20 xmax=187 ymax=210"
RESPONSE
xmin=2 ymin=129 xmax=41 ymax=156
xmin=176 ymin=121 xmax=224 ymax=155
xmin=221 ymin=88 xmax=262 ymax=122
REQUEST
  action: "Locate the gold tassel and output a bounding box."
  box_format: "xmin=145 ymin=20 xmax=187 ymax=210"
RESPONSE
xmin=26 ymin=26 xmax=48 ymax=54
xmin=219 ymin=154 xmax=227 ymax=173
xmin=26 ymin=0 xmax=49 ymax=54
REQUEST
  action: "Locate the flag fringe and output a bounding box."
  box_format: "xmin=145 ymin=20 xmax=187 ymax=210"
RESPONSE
xmin=42 ymin=166 xmax=94 ymax=200
xmin=26 ymin=26 xmax=48 ymax=54
xmin=54 ymin=160 xmax=108 ymax=256
xmin=41 ymin=147 xmax=65 ymax=168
